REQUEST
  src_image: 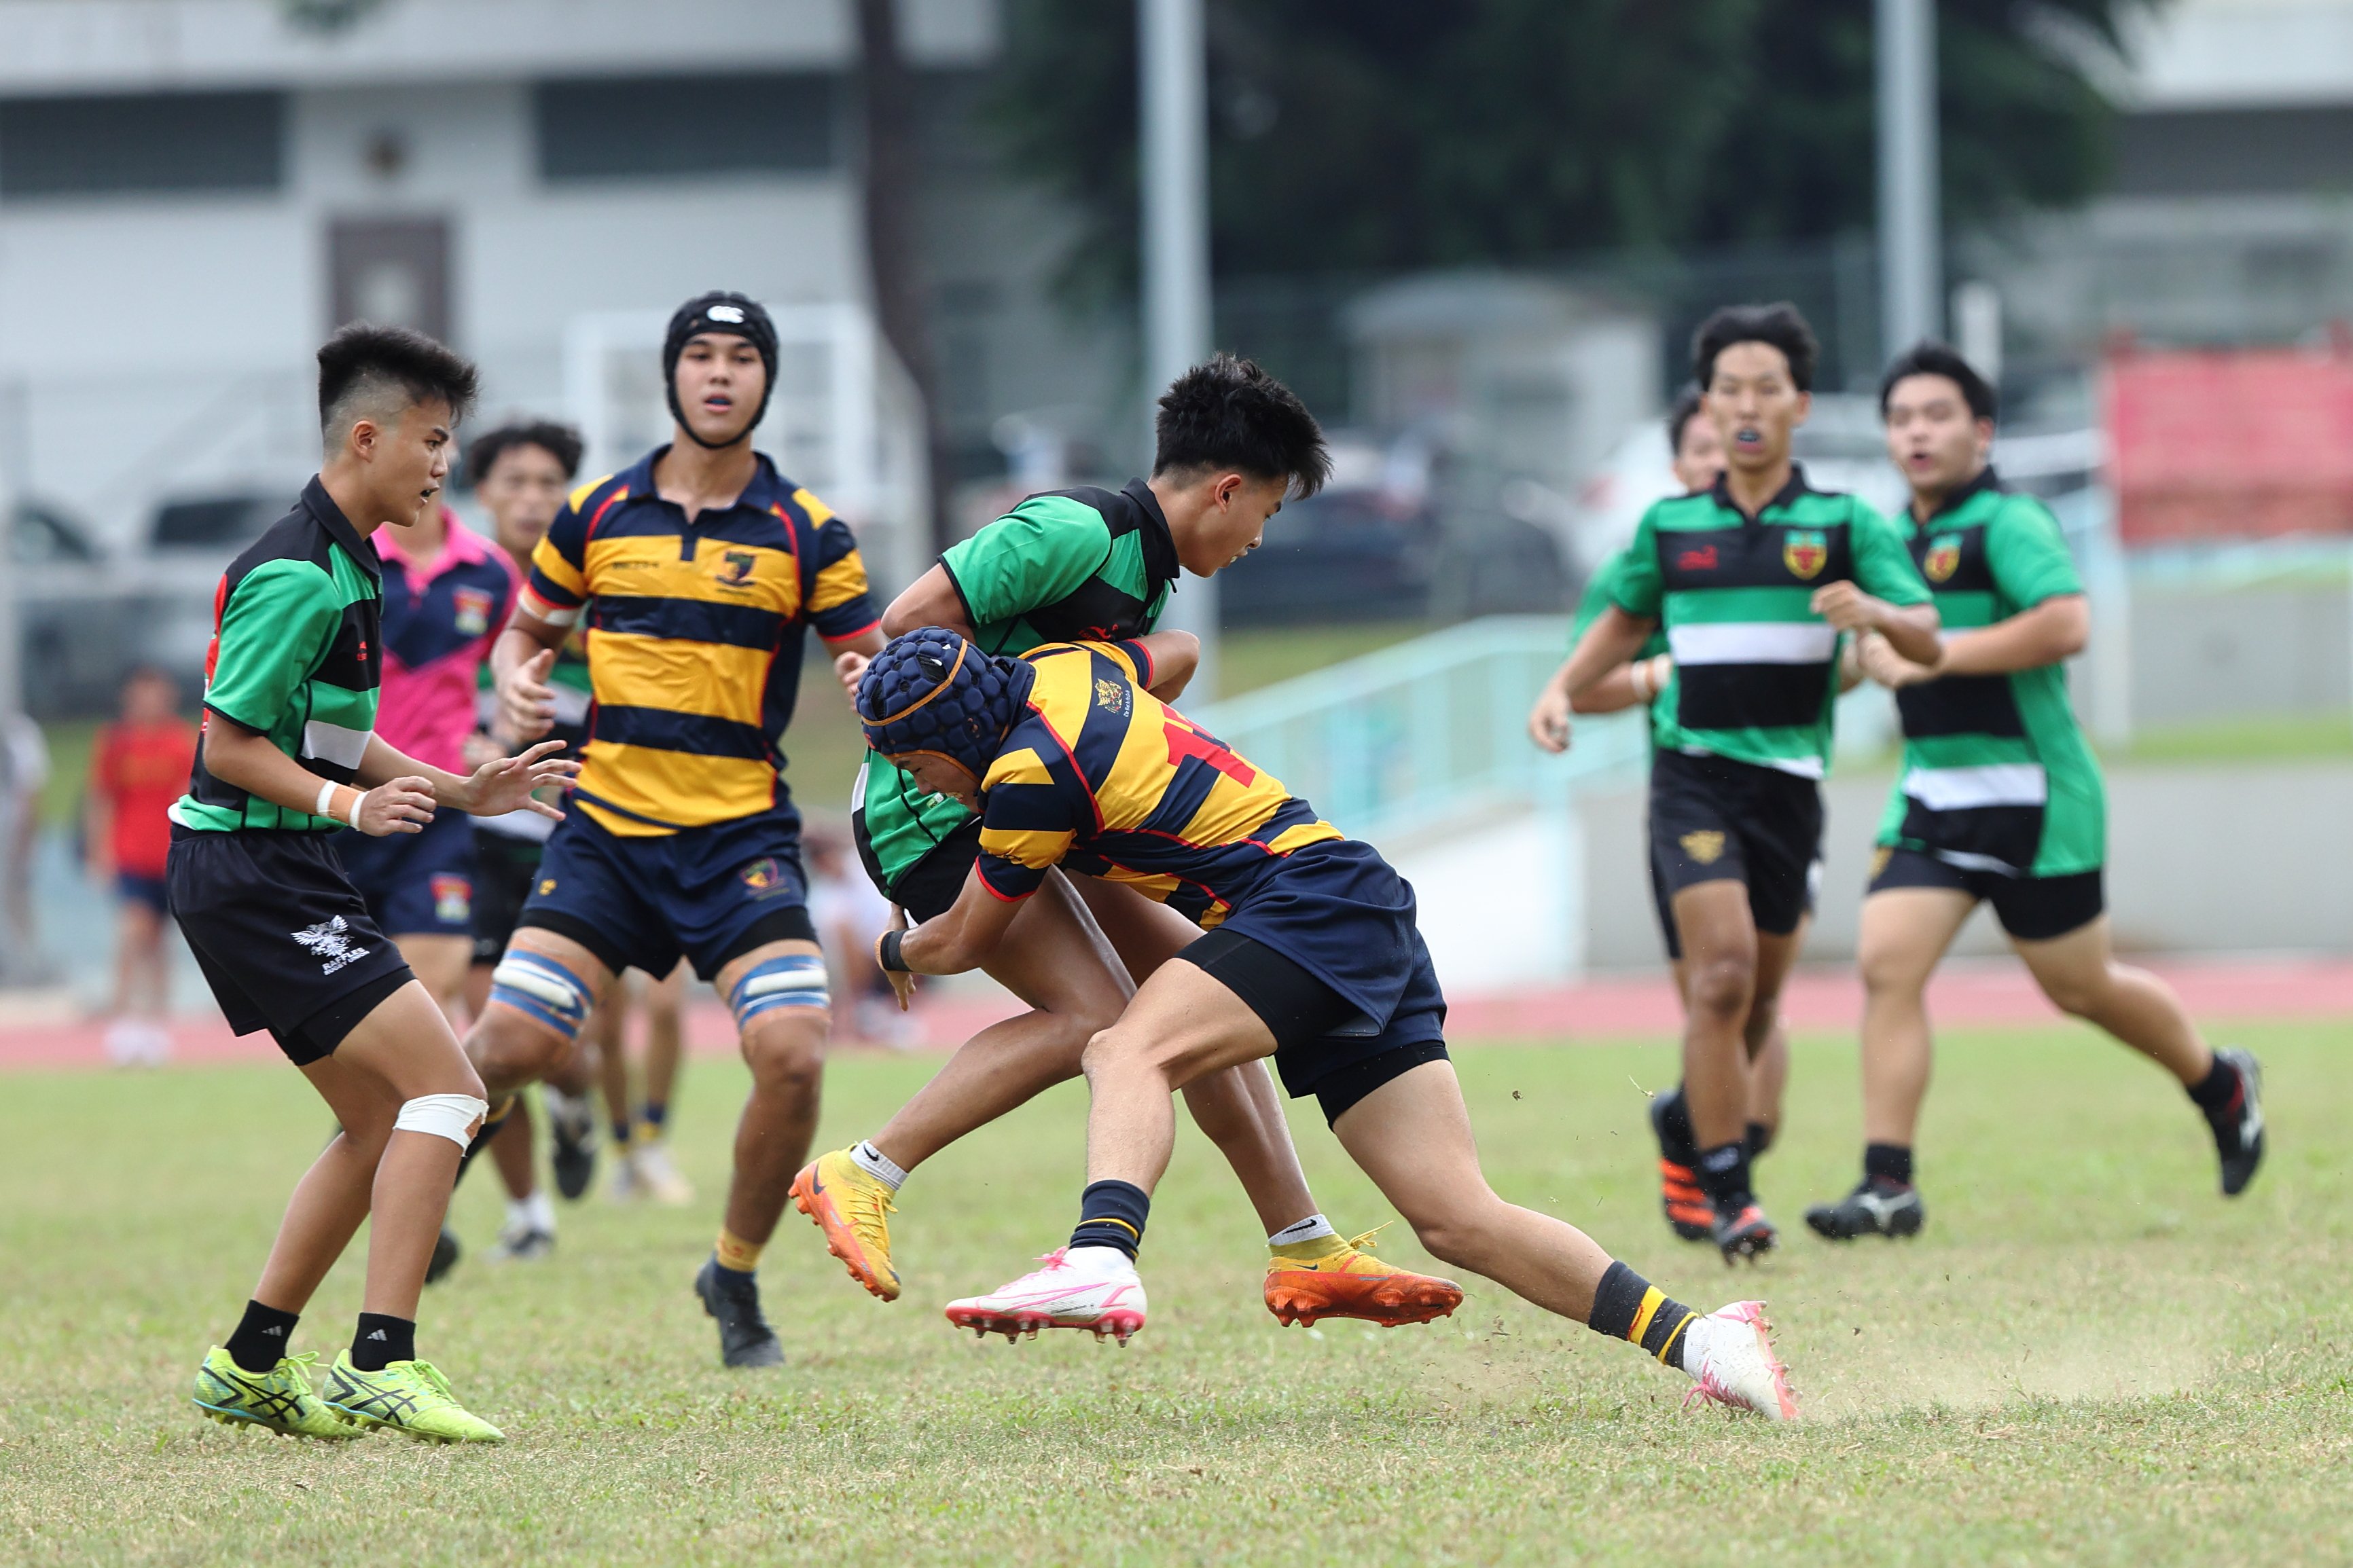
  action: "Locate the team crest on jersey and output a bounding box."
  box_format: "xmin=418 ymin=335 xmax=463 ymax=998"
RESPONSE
xmin=1094 ymin=677 xmax=1132 ymax=716
xmin=452 ymin=585 xmax=493 ymax=636
xmin=717 ymin=550 xmax=759 ymax=587
xmin=1782 ymin=530 xmax=1829 ymax=580
xmin=431 ymin=874 xmax=472 ymax=924
xmin=1923 ymin=535 xmax=1961 ymax=583
xmin=1680 ymin=831 xmax=1726 ymax=865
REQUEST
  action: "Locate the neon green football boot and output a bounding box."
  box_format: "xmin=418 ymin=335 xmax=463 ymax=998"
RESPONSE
xmin=321 ymin=1351 xmax=506 ymax=1444
xmin=191 ymin=1347 xmax=361 ymax=1440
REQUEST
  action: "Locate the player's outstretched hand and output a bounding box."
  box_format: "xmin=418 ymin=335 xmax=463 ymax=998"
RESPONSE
xmin=356 ymin=778 xmax=437 ymax=837
xmin=497 ymin=648 xmax=560 ymax=744
xmin=1527 ymin=686 xmax=1572 ymax=754
xmin=878 ymin=906 xmax=914 ymax=1011
xmin=461 ymin=739 xmax=580 ymax=821
xmin=835 ymin=649 xmax=872 ymax=709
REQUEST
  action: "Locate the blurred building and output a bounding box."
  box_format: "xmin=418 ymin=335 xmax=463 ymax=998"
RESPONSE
xmin=0 ymin=1 xmax=982 ymax=543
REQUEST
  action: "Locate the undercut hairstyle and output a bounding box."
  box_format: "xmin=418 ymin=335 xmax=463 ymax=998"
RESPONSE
xmin=1691 ymin=304 xmax=1819 ymax=393
xmin=1879 ymin=341 xmax=1998 ymax=424
xmin=464 ymin=420 xmax=586 ymax=490
xmin=1666 ymin=382 xmax=1707 ymax=454
xmin=1152 ymin=352 xmax=1331 ymax=498
xmin=317 ymin=323 xmax=480 ymax=452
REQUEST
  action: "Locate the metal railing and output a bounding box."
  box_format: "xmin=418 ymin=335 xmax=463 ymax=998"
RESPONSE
xmin=1193 ymin=615 xmax=1649 ymax=842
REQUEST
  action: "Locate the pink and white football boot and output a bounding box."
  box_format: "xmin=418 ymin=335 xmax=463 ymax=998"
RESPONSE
xmin=945 ymin=1246 xmax=1148 ymax=1345
xmin=1678 ymin=1300 xmax=1799 ymax=1421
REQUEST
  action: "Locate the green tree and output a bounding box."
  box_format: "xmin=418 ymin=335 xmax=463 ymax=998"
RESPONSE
xmin=988 ymin=0 xmax=2148 ymax=295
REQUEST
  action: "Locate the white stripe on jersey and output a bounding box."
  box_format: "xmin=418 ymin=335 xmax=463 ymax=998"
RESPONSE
xmin=1668 ymin=622 xmax=1839 ymax=666
xmin=1903 ymin=763 xmax=2048 ymax=811
xmin=300 ymin=719 xmax=374 ymax=770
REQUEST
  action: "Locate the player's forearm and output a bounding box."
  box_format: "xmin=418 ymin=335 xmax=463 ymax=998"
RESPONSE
xmin=1937 ymin=596 xmax=2089 ymax=676
xmin=1560 ymin=609 xmax=1655 ymax=700
xmin=490 ymin=620 xmax=562 ymax=680
xmin=1871 ymin=602 xmax=1943 ymax=666
xmin=355 ymin=735 xmax=467 ymax=808
xmin=823 ymin=625 xmax=888 ymax=660
xmin=1569 ymin=655 xmax=1668 ymax=716
xmin=897 ymin=884 xmax=1021 ymax=975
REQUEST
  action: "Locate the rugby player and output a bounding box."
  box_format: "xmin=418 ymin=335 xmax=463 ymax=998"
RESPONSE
xmin=1531 ymin=388 xmax=1793 ymax=1239
xmin=465 ymin=292 xmax=885 ymax=1368
xmin=1555 ymin=305 xmax=1940 ymax=1258
xmin=177 ymin=325 xmax=573 ymax=1442
xmin=1805 ymin=343 xmax=2265 ymax=1239
xmin=793 ymin=356 xmax=1464 ymax=1330
xmin=856 ymin=631 xmax=1798 ymax=1420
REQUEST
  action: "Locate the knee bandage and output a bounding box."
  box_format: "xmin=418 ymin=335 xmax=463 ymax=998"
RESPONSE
xmin=488 ymin=951 xmax=594 ymax=1042
xmin=395 ymin=1093 xmax=490 ymax=1150
xmin=729 ymin=953 xmax=829 ymax=1029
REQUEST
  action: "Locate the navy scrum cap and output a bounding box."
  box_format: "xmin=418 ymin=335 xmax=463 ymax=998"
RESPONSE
xmin=857 ymin=630 xmax=1030 ymax=780
xmin=665 ymin=291 xmax=778 ymax=447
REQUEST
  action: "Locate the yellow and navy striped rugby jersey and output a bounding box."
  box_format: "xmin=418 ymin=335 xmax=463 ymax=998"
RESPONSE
xmin=974 ymin=640 xmax=1342 ymax=925
xmin=519 ymin=449 xmax=878 ymax=836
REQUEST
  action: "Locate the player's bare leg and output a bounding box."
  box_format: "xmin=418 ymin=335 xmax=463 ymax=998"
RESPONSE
xmin=1856 ymin=888 xmax=1977 ymax=1147
xmin=1666 ymin=880 xmax=1777 ymax=1257
xmin=255 ymin=982 xmax=486 ymax=1321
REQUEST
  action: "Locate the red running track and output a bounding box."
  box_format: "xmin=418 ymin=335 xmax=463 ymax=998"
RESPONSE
xmin=7 ymin=953 xmax=2350 ymax=1074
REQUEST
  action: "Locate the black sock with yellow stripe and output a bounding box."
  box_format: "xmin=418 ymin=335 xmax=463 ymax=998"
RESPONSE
xmin=1069 ymin=1179 xmax=1150 ymax=1259
xmin=1587 ymin=1260 xmax=1698 ymax=1370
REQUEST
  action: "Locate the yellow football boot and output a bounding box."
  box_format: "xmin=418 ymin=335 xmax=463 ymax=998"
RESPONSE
xmin=790 ymin=1148 xmax=901 ymax=1301
xmin=1263 ymin=1224 xmax=1464 ymax=1328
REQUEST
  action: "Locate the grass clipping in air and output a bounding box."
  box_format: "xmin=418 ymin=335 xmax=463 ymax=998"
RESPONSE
xmin=0 ymin=1024 xmax=2341 ymax=1563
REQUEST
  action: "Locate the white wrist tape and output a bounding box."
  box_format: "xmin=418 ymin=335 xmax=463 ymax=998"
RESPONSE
xmin=393 ymin=1093 xmax=490 ymax=1151
xmin=342 ymin=788 xmax=365 ymax=829
xmin=315 ymin=780 xmax=338 ymax=818
xmin=1628 ymin=661 xmax=1651 ymax=702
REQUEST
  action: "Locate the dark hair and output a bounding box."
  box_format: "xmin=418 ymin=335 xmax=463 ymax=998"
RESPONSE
xmin=1878 ymin=340 xmax=1998 ymax=423
xmin=317 ymin=323 xmax=479 ymax=437
xmin=1691 ymin=303 xmax=1819 ymax=393
xmin=465 ymin=420 xmax=586 ymax=490
xmin=1666 ymin=382 xmax=1708 ymax=454
xmin=1152 ymin=352 xmax=1331 ymax=497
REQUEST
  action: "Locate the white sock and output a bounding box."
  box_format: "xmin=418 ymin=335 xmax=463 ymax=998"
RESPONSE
xmin=526 ymin=1189 xmax=556 ymax=1231
xmin=1062 ymin=1243 xmax=1135 ymax=1275
xmin=850 ymin=1139 xmax=908 ymax=1191
xmin=1267 ymin=1214 xmax=1337 ymax=1248
xmin=505 ymin=1197 xmax=533 ymax=1232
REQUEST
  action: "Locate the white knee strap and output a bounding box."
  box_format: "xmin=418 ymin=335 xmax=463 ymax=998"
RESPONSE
xmin=395 ymin=1093 xmax=490 ymax=1150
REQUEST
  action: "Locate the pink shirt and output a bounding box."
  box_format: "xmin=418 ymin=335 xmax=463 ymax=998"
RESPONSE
xmin=373 ymin=512 xmax=519 ymax=775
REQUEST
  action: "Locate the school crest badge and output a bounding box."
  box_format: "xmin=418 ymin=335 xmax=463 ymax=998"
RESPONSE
xmin=741 ymin=857 xmax=787 ymax=896
xmin=432 ymin=873 xmax=472 ymax=924
xmin=1782 ymin=529 xmax=1829 ymax=581
xmin=1094 ymin=677 xmax=1132 ymax=716
xmin=717 ymin=550 xmax=759 ymax=587
xmin=1923 ymin=535 xmax=1961 ymax=583
xmin=452 ymin=585 xmax=492 ymax=636
xmin=1680 ymin=831 xmax=1726 ymax=865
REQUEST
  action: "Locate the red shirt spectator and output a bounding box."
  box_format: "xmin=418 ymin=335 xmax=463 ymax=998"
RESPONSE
xmin=91 ymin=709 xmax=196 ymax=879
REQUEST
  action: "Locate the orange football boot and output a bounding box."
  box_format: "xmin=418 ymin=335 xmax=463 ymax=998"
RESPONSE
xmin=1263 ymin=1225 xmax=1464 ymax=1328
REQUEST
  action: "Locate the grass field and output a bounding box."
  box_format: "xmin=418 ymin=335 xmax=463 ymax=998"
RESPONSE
xmin=4 ymin=1020 xmax=2348 ymax=1565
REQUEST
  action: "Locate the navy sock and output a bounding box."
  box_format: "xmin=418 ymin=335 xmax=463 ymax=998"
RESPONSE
xmin=1746 ymin=1119 xmax=1774 ymax=1159
xmin=1864 ymin=1143 xmax=1914 ymax=1187
xmin=2187 ymin=1056 xmax=2238 ymax=1112
xmin=1586 ymin=1260 xmax=1698 ymax=1366
xmin=1695 ymin=1140 xmax=1752 ymax=1205
xmin=641 ymin=1101 xmax=669 ymax=1134
xmin=351 ymin=1313 xmax=416 ymax=1372
xmin=1657 ymin=1087 xmax=1695 ymax=1152
xmin=225 ymin=1300 xmax=300 ymax=1374
xmin=1069 ymin=1179 xmax=1151 ymax=1259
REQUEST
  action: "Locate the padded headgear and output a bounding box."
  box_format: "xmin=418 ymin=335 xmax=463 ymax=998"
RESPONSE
xmin=664 ymin=291 xmax=778 ymax=448
xmin=857 ymin=629 xmax=1032 ymax=781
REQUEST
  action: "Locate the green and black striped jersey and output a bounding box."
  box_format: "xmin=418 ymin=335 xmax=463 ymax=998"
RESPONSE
xmin=171 ymin=478 xmax=384 ymax=833
xmin=1874 ymin=470 xmax=2102 ymax=877
xmin=1611 ymin=468 xmax=1930 ymax=778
